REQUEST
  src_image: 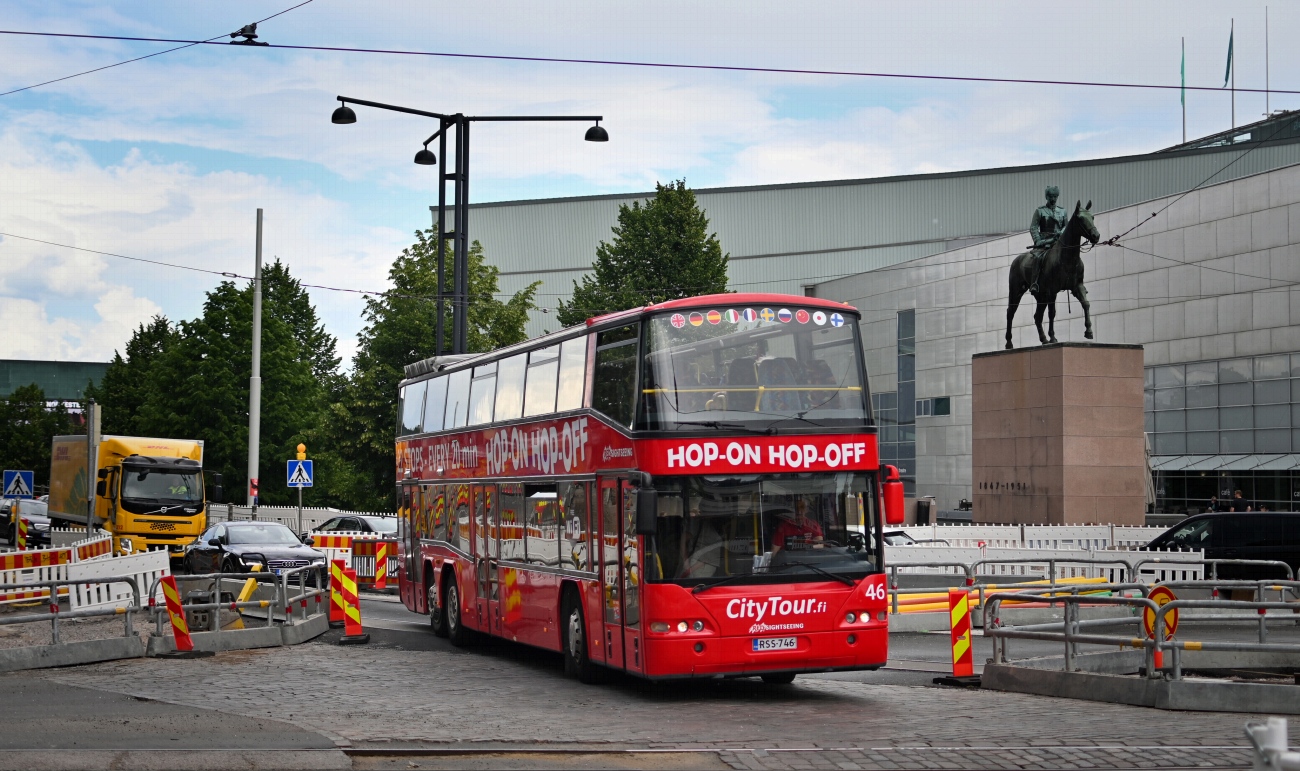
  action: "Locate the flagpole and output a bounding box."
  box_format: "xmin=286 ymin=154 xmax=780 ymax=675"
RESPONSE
xmin=1231 ymin=17 xmax=1235 ymax=129
xmin=1181 ymin=36 xmax=1186 ymax=144
xmin=1265 ymin=6 xmax=1270 ymax=116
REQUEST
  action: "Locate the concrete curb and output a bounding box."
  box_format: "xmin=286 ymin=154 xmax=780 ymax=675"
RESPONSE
xmin=0 ymin=749 xmax=350 ymax=771
xmin=983 ymin=662 xmax=1300 ymax=714
xmin=0 ymin=637 xmax=143 ymax=673
xmin=145 ymin=614 xmax=328 ymax=656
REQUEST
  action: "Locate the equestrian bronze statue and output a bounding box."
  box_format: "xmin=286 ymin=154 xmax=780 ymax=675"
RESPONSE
xmin=1005 ymin=196 xmax=1101 ymax=349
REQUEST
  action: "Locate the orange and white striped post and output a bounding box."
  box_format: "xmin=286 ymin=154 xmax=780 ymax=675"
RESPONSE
xmin=948 ymin=588 xmax=974 ymax=678
xmin=16 ymin=518 xmax=27 ymax=551
xmin=328 ymin=559 xmax=346 ymax=628
xmin=338 ymin=567 xmax=369 ymax=645
xmin=374 ymin=542 xmax=388 ymax=590
xmin=160 ymin=575 xmax=194 ymax=652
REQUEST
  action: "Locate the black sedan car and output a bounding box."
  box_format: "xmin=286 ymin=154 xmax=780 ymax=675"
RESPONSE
xmin=185 ymin=521 xmax=326 ymax=575
xmin=313 ymin=514 xmax=397 ymax=536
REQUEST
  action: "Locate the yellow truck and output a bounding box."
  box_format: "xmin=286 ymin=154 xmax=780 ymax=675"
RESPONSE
xmin=49 ymin=435 xmax=215 ymax=563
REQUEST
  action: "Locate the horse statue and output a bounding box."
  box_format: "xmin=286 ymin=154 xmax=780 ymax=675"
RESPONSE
xmin=1005 ymin=200 xmax=1101 ymax=349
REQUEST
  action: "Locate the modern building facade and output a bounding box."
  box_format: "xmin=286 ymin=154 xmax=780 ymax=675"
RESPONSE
xmin=815 ymin=159 xmax=1300 ymax=515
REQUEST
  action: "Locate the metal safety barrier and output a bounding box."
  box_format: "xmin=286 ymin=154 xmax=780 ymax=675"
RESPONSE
xmin=984 ymin=581 xmax=1300 ymax=680
xmin=146 ymin=565 xmax=329 ymax=638
xmin=1246 ymin=718 xmax=1300 ymax=771
xmin=0 ymin=576 xmax=142 ymax=644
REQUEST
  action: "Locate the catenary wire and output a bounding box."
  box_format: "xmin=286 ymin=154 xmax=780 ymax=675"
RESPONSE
xmin=0 ymin=1 xmax=315 ymax=98
xmin=1 ymin=28 xmax=1298 ymax=97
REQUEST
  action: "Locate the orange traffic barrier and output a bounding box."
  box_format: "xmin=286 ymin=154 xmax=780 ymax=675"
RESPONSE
xmin=75 ymin=538 xmax=112 ymax=561
xmin=948 ymin=589 xmax=974 ymax=678
xmin=374 ymin=542 xmax=388 ymax=590
xmin=160 ymin=575 xmax=194 ymax=651
xmin=313 ymin=534 xmax=354 ymax=550
xmin=338 ymin=567 xmax=369 ymax=645
xmin=0 ymin=548 xmax=70 ymax=571
xmin=328 ymin=559 xmax=346 ymax=628
xmin=16 ymin=519 xmax=27 ymax=551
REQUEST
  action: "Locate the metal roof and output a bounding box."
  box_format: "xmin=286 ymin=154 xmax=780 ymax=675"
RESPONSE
xmin=0 ymin=360 xmax=108 ymax=401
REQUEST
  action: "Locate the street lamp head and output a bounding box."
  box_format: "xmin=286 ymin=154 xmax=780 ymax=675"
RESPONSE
xmin=413 ymin=147 xmax=437 ymax=166
xmin=584 ymin=121 xmax=609 ymax=142
xmin=331 ymin=104 xmax=357 ymax=124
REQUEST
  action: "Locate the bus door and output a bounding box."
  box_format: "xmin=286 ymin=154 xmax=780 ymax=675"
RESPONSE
xmin=597 ymin=477 xmax=644 ymax=673
xmin=409 ymin=484 xmax=430 ymax=613
xmin=471 ymin=484 xmax=501 ymax=634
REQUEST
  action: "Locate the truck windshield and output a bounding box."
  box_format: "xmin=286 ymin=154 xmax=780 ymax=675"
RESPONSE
xmin=640 ymin=306 xmax=869 ymax=431
xmin=647 ymin=473 xmax=878 ymax=587
xmin=122 ymin=469 xmax=202 ymax=502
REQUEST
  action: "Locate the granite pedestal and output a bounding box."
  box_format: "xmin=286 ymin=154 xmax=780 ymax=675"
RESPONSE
xmin=971 ymin=343 xmax=1146 ymax=525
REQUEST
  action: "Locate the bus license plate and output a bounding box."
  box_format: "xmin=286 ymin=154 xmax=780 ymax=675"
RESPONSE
xmin=752 ymin=637 xmax=797 ymax=652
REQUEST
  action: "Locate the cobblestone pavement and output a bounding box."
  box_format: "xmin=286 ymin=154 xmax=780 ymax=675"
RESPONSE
xmin=30 ymin=627 xmax=1269 ymax=770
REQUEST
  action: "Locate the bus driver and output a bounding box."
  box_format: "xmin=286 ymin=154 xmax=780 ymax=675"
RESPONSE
xmin=772 ymin=498 xmax=823 ymax=550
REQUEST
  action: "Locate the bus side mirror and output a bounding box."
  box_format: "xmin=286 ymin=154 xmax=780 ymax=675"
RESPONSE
xmin=97 ymin=468 xmax=108 ymax=480
xmin=635 ymin=488 xmax=658 ymax=535
xmin=95 ymin=481 xmax=106 ymax=496
xmin=882 ymin=465 xmax=905 ymax=525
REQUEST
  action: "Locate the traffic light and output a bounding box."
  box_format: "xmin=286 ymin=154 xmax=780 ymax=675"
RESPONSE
xmin=296 ymin=443 xmax=307 ymax=461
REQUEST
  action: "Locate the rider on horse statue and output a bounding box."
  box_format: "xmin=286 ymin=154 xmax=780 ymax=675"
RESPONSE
xmin=1028 ymin=185 xmax=1068 ymax=293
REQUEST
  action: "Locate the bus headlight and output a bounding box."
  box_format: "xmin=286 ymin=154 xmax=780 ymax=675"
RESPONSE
xmin=845 ymin=612 xmax=857 ymax=623
xmin=692 ymin=620 xmax=704 ymax=632
xmin=676 ymin=621 xmax=688 ymax=633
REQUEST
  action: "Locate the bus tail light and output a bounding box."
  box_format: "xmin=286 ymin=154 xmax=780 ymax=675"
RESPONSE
xmin=882 ymin=465 xmax=905 ymax=525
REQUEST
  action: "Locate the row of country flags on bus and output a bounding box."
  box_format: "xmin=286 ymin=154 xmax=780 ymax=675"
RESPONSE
xmin=669 ymin=308 xmax=846 ymax=329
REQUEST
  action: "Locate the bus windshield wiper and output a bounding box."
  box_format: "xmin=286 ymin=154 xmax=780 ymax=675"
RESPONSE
xmin=673 ymin=420 xmax=773 ymax=435
xmin=768 ymin=561 xmax=855 ymax=586
xmin=692 ymin=573 xmax=761 ymax=594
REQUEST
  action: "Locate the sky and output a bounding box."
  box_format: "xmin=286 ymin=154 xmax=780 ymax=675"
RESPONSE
xmin=0 ymin=1 xmax=1294 ymax=369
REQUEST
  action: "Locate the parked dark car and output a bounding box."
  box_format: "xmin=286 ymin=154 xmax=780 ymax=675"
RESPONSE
xmin=1144 ymin=512 xmax=1300 ymax=579
xmin=313 ymin=514 xmax=397 ymax=536
xmin=2 ymin=499 xmax=52 ymax=548
xmin=185 ymin=521 xmax=326 ymax=576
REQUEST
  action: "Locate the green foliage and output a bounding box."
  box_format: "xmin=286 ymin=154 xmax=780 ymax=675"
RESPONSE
xmin=556 ymin=180 xmax=728 ymax=327
xmin=86 ymin=316 xmax=178 ymax=435
xmin=329 ymin=228 xmax=539 ymax=510
xmin=0 ymin=384 xmax=77 ymax=491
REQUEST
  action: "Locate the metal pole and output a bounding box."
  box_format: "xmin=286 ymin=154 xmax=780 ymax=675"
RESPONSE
xmin=1182 ymin=37 xmax=1187 ymax=145
xmin=1231 ymin=18 xmax=1236 ymax=129
xmin=1265 ymin=7 xmax=1270 ymax=116
xmin=248 ymin=209 xmax=263 ymax=517
xmin=436 ymin=117 xmax=448 ymax=356
xmin=297 ymin=486 xmax=303 ymax=537
xmin=85 ymin=398 xmax=98 ymax=535
xmin=453 ymin=117 xmax=470 ymax=355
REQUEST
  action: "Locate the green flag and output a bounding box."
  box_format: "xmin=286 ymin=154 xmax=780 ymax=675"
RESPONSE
xmin=1223 ymin=25 xmax=1233 ymax=87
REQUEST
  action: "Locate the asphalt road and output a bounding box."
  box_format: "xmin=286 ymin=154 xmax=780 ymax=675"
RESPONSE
xmin=0 ymin=592 xmax=1287 ymax=770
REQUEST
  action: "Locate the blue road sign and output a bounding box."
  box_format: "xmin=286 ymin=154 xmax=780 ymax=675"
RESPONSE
xmin=287 ymin=460 xmax=314 ymax=488
xmin=3 ymin=470 xmax=35 ymax=499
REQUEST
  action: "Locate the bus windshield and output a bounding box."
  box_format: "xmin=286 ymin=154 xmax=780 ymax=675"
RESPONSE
xmin=640 ymin=306 xmax=869 ymax=430
xmin=647 ymin=473 xmax=878 ymax=586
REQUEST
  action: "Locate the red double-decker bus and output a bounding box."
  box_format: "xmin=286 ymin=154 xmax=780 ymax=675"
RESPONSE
xmin=393 ymin=293 xmax=904 ymax=683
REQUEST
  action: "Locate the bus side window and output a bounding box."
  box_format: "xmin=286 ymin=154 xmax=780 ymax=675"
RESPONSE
xmin=500 ymin=484 xmax=525 ymax=563
xmin=559 ymin=481 xmax=589 ymax=571
xmin=452 ymin=484 xmax=470 ymax=552
xmin=494 ymin=354 xmax=527 ymax=422
xmin=432 ymin=486 xmax=447 ymax=542
xmin=423 ymin=376 xmax=449 ymax=433
xmin=444 ymin=369 xmax=472 ymax=430
xmin=593 ymin=326 xmax=639 ymax=428
xmin=468 ymin=363 xmax=498 ymax=427
xmin=523 ymin=346 xmax=560 ymax=418
xmin=400 ymin=381 xmax=427 ymax=436
xmin=556 ymin=336 xmax=587 ymax=412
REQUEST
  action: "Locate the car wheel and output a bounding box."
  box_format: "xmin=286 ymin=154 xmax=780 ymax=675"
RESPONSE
xmin=429 ymin=575 xmax=448 ymax=638
xmin=444 ymin=576 xmax=470 ymax=647
xmin=221 ymin=557 xmax=239 ymax=575
xmin=561 ymin=589 xmax=599 ymax=684
xmin=761 ymin=672 xmax=797 ymax=685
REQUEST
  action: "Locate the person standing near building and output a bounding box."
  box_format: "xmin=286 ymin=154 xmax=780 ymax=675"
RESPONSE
xmin=1207 ymin=495 xmax=1221 ymax=513
xmin=1229 ymin=489 xmax=1252 ymax=512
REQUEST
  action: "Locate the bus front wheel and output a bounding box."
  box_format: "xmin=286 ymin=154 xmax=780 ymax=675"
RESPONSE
xmin=444 ymin=576 xmax=469 ymax=647
xmin=561 ymin=590 xmax=599 ymax=684
xmin=429 ymin=574 xmax=449 ymax=638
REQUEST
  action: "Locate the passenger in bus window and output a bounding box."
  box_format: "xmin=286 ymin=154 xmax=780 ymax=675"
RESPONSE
xmin=772 ymin=499 xmax=824 ymax=551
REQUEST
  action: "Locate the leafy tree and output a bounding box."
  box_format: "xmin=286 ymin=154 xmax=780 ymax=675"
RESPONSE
xmin=556 ymin=180 xmax=728 ymax=327
xmin=137 ymin=267 xmax=332 ymax=508
xmin=0 ymin=384 xmax=77 ymax=492
xmin=86 ymin=316 xmax=178 ymax=435
xmin=330 ymin=228 xmax=539 ymax=510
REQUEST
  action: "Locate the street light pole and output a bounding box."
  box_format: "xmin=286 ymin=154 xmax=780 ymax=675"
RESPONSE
xmin=333 ymin=97 xmax=607 ymax=355
xmin=247 ymin=209 xmax=263 ymax=517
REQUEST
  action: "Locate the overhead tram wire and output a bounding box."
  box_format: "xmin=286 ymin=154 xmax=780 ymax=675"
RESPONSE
xmin=0 ymin=0 xmax=316 ymax=98
xmin=1 ymin=28 xmax=1299 ymax=98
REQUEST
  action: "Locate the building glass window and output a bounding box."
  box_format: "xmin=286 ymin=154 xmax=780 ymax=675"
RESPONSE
xmin=1218 ymin=359 xmax=1251 ymax=383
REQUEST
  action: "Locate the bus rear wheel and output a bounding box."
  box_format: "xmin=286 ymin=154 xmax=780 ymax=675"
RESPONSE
xmin=429 ymin=575 xmax=448 ymax=638
xmin=561 ymin=590 xmax=599 ymax=684
xmin=444 ymin=576 xmax=470 ymax=647
xmin=761 ymin=672 xmax=796 ymax=685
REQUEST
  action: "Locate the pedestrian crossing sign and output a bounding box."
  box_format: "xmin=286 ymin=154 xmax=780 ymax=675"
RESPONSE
xmin=286 ymin=460 xmax=314 ymax=488
xmin=2 ymin=470 xmax=34 ymax=499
